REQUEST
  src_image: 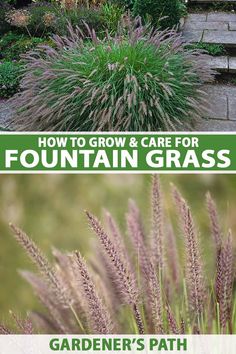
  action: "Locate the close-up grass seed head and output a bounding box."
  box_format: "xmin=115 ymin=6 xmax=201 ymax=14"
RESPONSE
xmin=0 ymin=176 xmax=235 ymax=335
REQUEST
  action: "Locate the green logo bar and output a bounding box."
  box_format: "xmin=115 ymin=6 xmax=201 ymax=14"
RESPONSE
xmin=0 ymin=133 xmax=235 ymax=172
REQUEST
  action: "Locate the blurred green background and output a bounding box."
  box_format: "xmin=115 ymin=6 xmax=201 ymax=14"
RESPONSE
xmin=0 ymin=174 xmax=235 ymax=321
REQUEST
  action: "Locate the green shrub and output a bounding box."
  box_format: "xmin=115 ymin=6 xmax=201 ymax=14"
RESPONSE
xmin=10 ymin=21 xmax=214 ymax=132
xmin=0 ymin=61 xmax=22 ymax=98
xmin=0 ymin=32 xmax=51 ymax=61
xmin=133 ymin=0 xmax=183 ymax=29
xmin=178 ymin=0 xmax=188 ymax=18
xmin=0 ymin=4 xmax=12 ymax=35
xmin=3 ymin=3 xmax=105 ymax=37
xmin=2 ymin=0 xmax=16 ymax=4
xmin=0 ymin=31 xmax=24 ymax=48
xmin=109 ymin=0 xmax=135 ymax=10
xmin=107 ymin=0 xmax=187 ymax=29
xmin=102 ymin=2 xmax=124 ymax=33
xmin=4 ymin=3 xmax=60 ymax=37
xmin=27 ymin=2 xmax=59 ymax=36
xmin=27 ymin=3 xmax=105 ymax=36
xmin=54 ymin=7 xmax=105 ymax=36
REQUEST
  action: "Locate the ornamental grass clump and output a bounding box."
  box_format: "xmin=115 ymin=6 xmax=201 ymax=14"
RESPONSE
xmin=1 ymin=176 xmax=235 ymax=334
xmin=10 ymin=18 xmax=214 ymax=132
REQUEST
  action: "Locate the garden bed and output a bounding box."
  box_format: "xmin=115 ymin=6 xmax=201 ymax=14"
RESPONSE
xmin=1 ymin=0 xmax=216 ymax=131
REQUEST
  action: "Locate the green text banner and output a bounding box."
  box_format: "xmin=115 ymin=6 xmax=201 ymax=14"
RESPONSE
xmin=0 ymin=133 xmax=236 ymax=172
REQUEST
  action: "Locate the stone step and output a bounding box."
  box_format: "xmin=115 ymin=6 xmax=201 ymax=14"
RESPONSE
xmin=195 ymin=118 xmax=236 ymax=131
xmin=194 ymin=84 xmax=236 ymax=131
xmin=201 ymin=84 xmax=236 ymax=120
xmin=207 ymin=56 xmax=236 ymax=72
xmin=183 ymin=12 xmax=236 ymax=48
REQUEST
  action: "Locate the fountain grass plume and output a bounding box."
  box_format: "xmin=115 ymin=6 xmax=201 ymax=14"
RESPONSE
xmin=206 ymin=192 xmax=222 ymax=252
xmin=86 ymin=210 xmax=144 ymax=334
xmin=217 ymin=232 xmax=234 ymax=332
xmin=73 ymin=251 xmax=113 ymax=334
xmin=1 ymin=177 xmax=235 ymax=334
xmin=178 ymin=198 xmax=206 ymax=318
xmin=9 ymin=223 xmax=71 ymax=308
xmin=151 ymin=175 xmax=164 ymax=270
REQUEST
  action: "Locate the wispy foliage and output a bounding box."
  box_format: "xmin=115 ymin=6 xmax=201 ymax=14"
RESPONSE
xmin=1 ymin=176 xmax=235 ymax=334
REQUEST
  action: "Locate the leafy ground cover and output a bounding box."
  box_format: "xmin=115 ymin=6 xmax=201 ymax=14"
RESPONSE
xmin=0 ymin=61 xmax=22 ymax=98
xmin=186 ymin=43 xmax=226 ymax=57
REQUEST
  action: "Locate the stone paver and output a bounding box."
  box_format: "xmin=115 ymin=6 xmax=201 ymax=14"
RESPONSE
xmin=187 ymin=13 xmax=208 ymax=22
xmin=207 ymin=12 xmax=236 ymax=22
xmin=207 ymin=56 xmax=228 ymax=72
xmin=182 ymin=31 xmax=203 ymax=42
xmin=195 ymin=119 xmax=236 ymax=131
xmin=183 ymin=12 xmax=236 ymax=47
xmin=229 ymin=22 xmax=236 ymax=31
xmin=0 ymin=100 xmax=12 ymax=129
xmin=203 ymin=30 xmax=236 ymax=47
xmin=205 ymin=55 xmax=236 ymax=73
xmin=202 ymin=86 xmax=228 ymax=119
xmin=184 ymin=20 xmax=228 ymax=31
xmin=229 ymin=98 xmax=236 ymax=119
xmin=196 ymin=85 xmax=236 ymax=131
xmin=229 ymin=57 xmax=236 ymax=72
xmin=201 ymin=85 xmax=236 ymax=121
